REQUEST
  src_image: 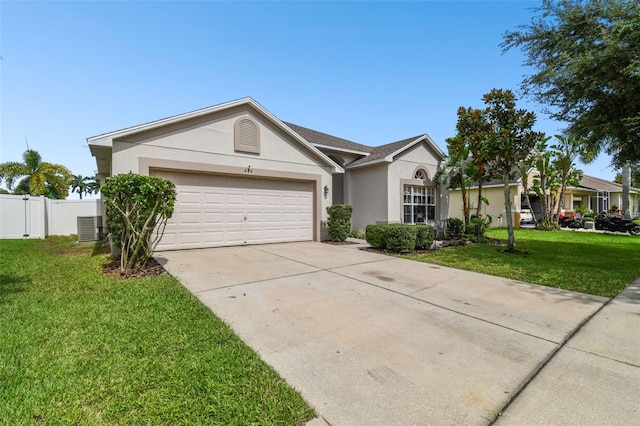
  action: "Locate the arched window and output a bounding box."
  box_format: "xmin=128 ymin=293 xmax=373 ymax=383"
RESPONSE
xmin=414 ymin=169 xmax=427 ymax=180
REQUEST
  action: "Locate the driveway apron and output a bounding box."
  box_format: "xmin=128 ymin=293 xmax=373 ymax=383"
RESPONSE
xmin=156 ymin=242 xmax=612 ymax=425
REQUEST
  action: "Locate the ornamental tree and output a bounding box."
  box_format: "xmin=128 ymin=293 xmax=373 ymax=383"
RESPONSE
xmin=101 ymin=173 xmax=176 ymax=272
xmin=482 ymin=89 xmax=541 ymax=251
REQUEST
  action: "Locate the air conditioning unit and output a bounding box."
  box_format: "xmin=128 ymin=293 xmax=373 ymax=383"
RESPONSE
xmin=77 ymin=216 xmax=103 ymax=242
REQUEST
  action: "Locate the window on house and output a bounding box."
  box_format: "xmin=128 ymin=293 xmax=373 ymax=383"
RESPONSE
xmin=596 ymin=191 xmax=609 ymax=213
xmin=403 ymin=185 xmax=436 ymax=223
xmin=414 ymin=169 xmax=427 ymax=180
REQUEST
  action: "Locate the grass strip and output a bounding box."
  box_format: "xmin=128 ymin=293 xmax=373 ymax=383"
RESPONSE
xmin=398 ymin=228 xmax=640 ymax=297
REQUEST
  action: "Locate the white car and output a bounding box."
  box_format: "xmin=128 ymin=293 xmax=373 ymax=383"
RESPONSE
xmin=520 ymin=208 xmax=534 ymax=223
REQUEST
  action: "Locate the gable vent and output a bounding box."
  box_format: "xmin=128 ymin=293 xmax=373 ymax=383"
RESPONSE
xmin=234 ymin=117 xmax=260 ymax=154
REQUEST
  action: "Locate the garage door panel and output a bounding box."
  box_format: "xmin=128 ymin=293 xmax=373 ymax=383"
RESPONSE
xmin=152 ymin=170 xmax=313 ymax=250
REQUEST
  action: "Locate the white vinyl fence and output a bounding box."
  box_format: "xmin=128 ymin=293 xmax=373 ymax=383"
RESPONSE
xmin=0 ymin=194 xmax=102 ymax=239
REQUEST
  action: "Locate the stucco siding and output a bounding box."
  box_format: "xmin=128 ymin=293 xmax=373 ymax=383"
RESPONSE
xmin=450 ymin=185 xmax=520 ymax=227
xmin=111 ymin=106 xmax=326 ymax=176
xmin=347 ymin=164 xmax=388 ymax=230
xmin=391 ymin=143 xmax=440 ymax=177
xmin=109 ymin=105 xmax=335 ymax=233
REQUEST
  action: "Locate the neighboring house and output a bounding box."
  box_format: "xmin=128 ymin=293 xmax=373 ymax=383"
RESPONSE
xmin=88 ymin=97 xmax=446 ymax=250
xmin=569 ymin=175 xmax=640 ymax=217
xmin=448 ymin=171 xmax=640 ymax=226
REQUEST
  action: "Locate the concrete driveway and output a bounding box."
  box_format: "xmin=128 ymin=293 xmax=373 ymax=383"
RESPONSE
xmin=156 ymin=241 xmax=639 ymax=425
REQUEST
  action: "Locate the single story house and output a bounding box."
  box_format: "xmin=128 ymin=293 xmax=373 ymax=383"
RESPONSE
xmin=88 ymin=97 xmax=446 ymax=250
xmin=448 ymin=171 xmax=639 ymax=226
xmin=568 ymin=174 xmax=639 ymax=217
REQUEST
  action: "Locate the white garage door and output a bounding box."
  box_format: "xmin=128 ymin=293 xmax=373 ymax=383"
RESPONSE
xmin=152 ymin=171 xmax=313 ymax=250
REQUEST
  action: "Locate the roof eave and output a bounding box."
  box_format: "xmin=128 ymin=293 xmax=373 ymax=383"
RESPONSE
xmin=312 ymin=143 xmax=371 ymax=157
xmin=86 ymin=97 xmax=344 ymax=174
xmin=345 ymin=158 xmax=392 ymax=170
xmin=384 ymin=135 xmax=445 ymax=163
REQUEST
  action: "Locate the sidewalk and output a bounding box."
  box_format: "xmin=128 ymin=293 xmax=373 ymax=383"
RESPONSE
xmin=495 ymin=278 xmax=640 ymax=425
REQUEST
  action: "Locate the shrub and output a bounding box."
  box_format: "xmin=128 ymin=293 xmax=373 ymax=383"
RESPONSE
xmin=385 ymin=224 xmax=417 ymax=253
xmin=415 ymin=224 xmax=435 ymax=250
xmin=348 ymin=228 xmax=366 ymax=239
xmin=326 ymin=204 xmax=353 ymax=242
xmin=465 ymin=215 xmax=492 ymax=242
xmin=365 ymin=224 xmax=387 ymax=249
xmin=102 ymin=173 xmax=176 ymax=272
xmin=445 ymin=218 xmax=464 ymax=239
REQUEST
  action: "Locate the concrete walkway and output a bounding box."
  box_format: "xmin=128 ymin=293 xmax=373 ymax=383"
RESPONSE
xmin=156 ymin=241 xmax=639 ymax=425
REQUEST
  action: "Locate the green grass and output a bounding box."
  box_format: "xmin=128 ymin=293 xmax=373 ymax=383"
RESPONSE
xmin=0 ymin=236 xmax=314 ymax=425
xmin=399 ymin=228 xmax=640 ymax=297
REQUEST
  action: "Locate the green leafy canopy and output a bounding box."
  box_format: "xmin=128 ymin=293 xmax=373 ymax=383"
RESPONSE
xmin=502 ymin=0 xmax=640 ymax=167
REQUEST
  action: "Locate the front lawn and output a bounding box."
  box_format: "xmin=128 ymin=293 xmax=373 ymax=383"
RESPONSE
xmin=399 ymin=229 xmax=640 ymax=297
xmin=0 ymin=236 xmax=314 ymax=425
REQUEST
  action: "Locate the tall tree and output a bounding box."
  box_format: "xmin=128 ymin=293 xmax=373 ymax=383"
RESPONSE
xmin=614 ymin=163 xmax=640 ymax=188
xmin=551 ymin=134 xmax=592 ymax=221
xmin=502 ymin=0 xmax=640 ymax=167
xmin=71 ymin=174 xmax=100 ymax=199
xmin=482 ymin=89 xmax=540 ymax=251
xmin=0 ymin=150 xmax=72 ymax=198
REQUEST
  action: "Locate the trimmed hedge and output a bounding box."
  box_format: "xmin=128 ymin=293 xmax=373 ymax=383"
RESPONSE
xmin=415 ymin=224 xmax=435 ymax=250
xmin=365 ymin=224 xmax=386 ymax=249
xmin=326 ymin=204 xmax=353 ymax=242
xmin=366 ymin=223 xmax=435 ymax=253
xmin=386 ymin=224 xmax=417 ymax=253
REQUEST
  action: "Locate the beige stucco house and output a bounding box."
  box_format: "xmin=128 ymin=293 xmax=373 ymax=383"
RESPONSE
xmin=449 ymin=171 xmax=640 ymax=226
xmin=88 ymin=97 xmax=446 ymax=250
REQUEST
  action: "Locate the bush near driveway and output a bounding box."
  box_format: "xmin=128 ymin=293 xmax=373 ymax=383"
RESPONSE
xmin=326 ymin=204 xmax=353 ymax=242
xmin=0 ymin=237 xmax=314 ymax=425
xmin=365 ymin=223 xmax=435 ymax=253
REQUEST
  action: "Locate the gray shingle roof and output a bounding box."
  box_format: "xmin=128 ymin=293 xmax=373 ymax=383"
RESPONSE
xmin=578 ymin=175 xmax=639 ymax=193
xmin=283 ymin=122 xmax=372 ymax=154
xmin=283 ymin=121 xmax=438 ymax=168
xmin=348 ymin=135 xmax=425 ymax=167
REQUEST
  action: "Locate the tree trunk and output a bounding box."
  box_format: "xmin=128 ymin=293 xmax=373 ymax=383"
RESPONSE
xmin=504 ymin=176 xmax=515 ymax=251
xmin=622 ymin=163 xmax=631 ymax=218
xmin=475 ymin=182 xmax=484 ymax=241
xmin=539 ymin=172 xmax=549 ymax=224
xmin=520 ymin=170 xmax=536 ymax=224
xmin=555 ymin=175 xmax=567 ymax=222
xmin=459 ymin=175 xmax=469 ymax=226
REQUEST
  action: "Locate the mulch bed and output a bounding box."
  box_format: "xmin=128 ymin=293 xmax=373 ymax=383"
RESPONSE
xmin=102 ymin=258 xmax=167 ymax=279
xmin=321 ymin=240 xmax=360 ymax=245
xmin=361 ymin=238 xmax=471 ymax=255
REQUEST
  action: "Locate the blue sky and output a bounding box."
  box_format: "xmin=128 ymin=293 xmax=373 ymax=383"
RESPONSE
xmin=1 ymin=1 xmax=617 ymax=198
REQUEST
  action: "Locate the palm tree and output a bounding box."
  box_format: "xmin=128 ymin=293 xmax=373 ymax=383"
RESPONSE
xmin=435 ymin=136 xmax=471 ymax=225
xmin=0 ymin=150 xmax=72 ymax=198
xmin=551 ymin=134 xmax=592 ymax=222
xmin=71 ymin=174 xmax=100 ymax=199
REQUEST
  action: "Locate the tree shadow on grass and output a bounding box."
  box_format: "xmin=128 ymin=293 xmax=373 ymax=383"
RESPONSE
xmin=0 ymin=273 xmax=32 ymax=301
xmin=91 ymin=241 xmax=111 ymax=257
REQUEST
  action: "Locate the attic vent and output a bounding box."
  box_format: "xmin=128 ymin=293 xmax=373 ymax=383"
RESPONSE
xmin=234 ymin=117 xmax=260 ymax=154
xmin=77 ymin=216 xmax=103 ymax=242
